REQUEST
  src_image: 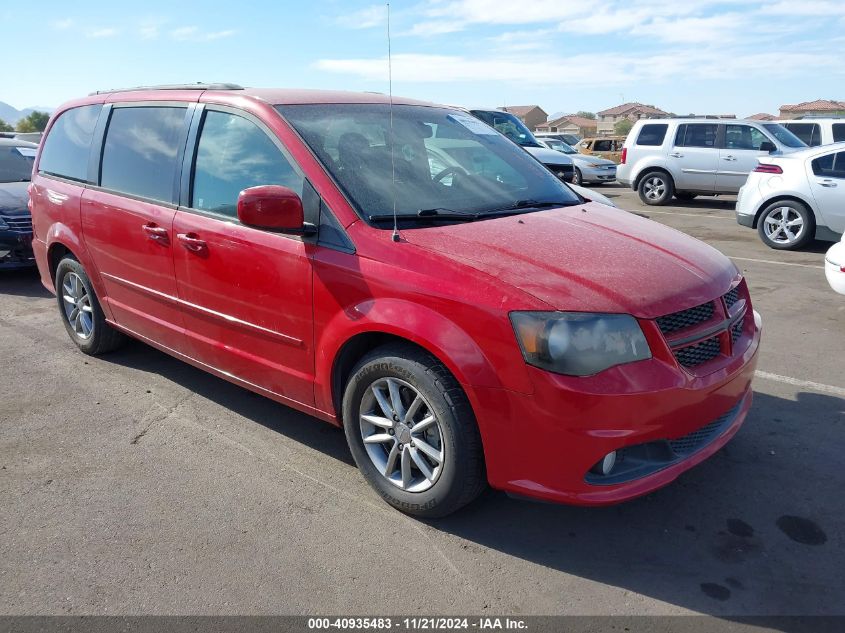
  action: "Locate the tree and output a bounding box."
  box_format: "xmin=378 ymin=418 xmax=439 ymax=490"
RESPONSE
xmin=575 ymin=111 xmax=596 ymax=120
xmin=16 ymin=111 xmax=50 ymax=133
xmin=614 ymin=118 xmax=634 ymax=136
xmin=0 ymin=118 xmax=13 ymax=133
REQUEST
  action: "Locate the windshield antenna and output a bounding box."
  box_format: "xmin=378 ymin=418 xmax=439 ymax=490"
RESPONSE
xmin=386 ymin=2 xmax=400 ymax=242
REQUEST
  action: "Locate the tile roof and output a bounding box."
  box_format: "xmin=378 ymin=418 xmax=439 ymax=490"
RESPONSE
xmin=747 ymin=113 xmax=777 ymax=120
xmin=780 ymin=99 xmax=845 ymax=112
xmin=540 ymin=114 xmax=598 ymax=129
xmin=502 ymin=105 xmax=546 ymax=117
xmin=597 ymin=102 xmax=668 ymax=117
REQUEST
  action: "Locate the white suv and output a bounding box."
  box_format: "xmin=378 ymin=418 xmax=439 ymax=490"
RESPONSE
xmin=617 ymin=119 xmax=806 ymax=205
xmin=778 ymin=119 xmax=845 ymax=147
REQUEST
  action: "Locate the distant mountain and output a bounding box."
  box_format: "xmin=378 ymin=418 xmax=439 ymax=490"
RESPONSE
xmin=0 ymin=102 xmax=54 ymax=125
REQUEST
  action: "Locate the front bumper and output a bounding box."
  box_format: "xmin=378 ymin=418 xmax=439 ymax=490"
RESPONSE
xmin=0 ymin=231 xmax=35 ymax=269
xmin=581 ymin=165 xmax=617 ymax=183
xmin=825 ymin=241 xmax=845 ymax=295
xmin=470 ymin=309 xmax=762 ymax=505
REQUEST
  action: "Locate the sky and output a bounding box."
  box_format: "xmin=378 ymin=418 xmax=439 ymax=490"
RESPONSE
xmin=3 ymin=0 xmax=845 ymax=117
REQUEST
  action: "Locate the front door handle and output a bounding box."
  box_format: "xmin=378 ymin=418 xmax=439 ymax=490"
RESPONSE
xmin=669 ymin=152 xmax=684 ymax=158
xmin=722 ymin=155 xmax=737 ymax=161
xmin=142 ymin=223 xmax=169 ymax=244
xmin=176 ymin=232 xmax=207 ymax=252
xmin=819 ymin=180 xmax=838 ymax=188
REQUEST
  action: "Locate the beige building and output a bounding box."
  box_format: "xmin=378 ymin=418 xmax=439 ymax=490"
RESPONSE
xmin=779 ymin=99 xmax=845 ymax=118
xmin=595 ymin=102 xmax=669 ymax=136
xmin=501 ymin=105 xmax=548 ymax=131
xmin=535 ymin=115 xmax=597 ymax=138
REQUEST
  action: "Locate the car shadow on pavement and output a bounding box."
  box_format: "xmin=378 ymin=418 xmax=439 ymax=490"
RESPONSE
xmin=106 ymin=339 xmax=356 ymax=468
xmin=0 ymin=267 xmax=52 ymax=298
xmin=429 ymin=389 xmax=844 ymax=620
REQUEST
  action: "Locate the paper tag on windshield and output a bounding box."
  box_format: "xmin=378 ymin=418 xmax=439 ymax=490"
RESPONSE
xmin=448 ymin=113 xmax=497 ymax=135
xmin=15 ymin=147 xmax=37 ymax=158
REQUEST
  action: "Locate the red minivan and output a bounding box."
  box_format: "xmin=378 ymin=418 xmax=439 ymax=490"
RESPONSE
xmin=30 ymin=84 xmax=761 ymax=517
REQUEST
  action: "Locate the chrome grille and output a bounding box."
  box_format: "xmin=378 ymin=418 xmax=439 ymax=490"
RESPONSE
xmin=656 ymin=301 xmax=714 ymax=335
xmin=1 ymin=215 xmax=32 ymax=232
xmin=674 ymin=336 xmax=721 ymax=367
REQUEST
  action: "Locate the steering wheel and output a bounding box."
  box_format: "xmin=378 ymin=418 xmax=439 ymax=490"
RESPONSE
xmin=433 ymin=165 xmax=469 ymax=184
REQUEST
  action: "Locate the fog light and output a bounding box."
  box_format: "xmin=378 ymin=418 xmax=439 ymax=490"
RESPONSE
xmin=591 ymin=451 xmax=617 ymax=476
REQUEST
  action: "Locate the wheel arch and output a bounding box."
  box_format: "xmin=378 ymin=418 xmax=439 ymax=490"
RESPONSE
xmin=634 ymin=165 xmax=675 ymax=191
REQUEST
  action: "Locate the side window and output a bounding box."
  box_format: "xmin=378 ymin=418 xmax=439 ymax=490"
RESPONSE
xmin=812 ymin=152 xmax=845 ymax=179
xmin=192 ymin=110 xmax=303 ymax=218
xmin=636 ymin=124 xmax=667 ymax=146
xmin=38 ymin=104 xmax=102 ymax=182
xmin=833 ymin=124 xmax=845 ymax=143
xmin=724 ymin=125 xmax=769 ymax=150
xmin=593 ymin=140 xmax=612 ymax=152
xmin=100 ymin=106 xmax=186 ymax=203
xmin=675 ymin=124 xmax=717 ymax=148
xmin=784 ymin=123 xmax=820 ymax=147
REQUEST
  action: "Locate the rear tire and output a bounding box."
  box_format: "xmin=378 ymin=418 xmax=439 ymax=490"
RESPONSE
xmin=342 ymin=343 xmax=486 ymax=518
xmin=757 ymin=200 xmax=814 ymax=250
xmin=638 ymin=171 xmax=674 ymax=206
xmin=55 ymin=257 xmax=126 ymax=355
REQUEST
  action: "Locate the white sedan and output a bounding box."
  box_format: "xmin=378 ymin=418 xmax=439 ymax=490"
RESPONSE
xmin=736 ymin=143 xmax=845 ymax=250
xmin=826 ymin=235 xmax=845 ymax=295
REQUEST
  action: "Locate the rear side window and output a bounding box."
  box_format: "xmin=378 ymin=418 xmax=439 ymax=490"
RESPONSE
xmin=636 ymin=124 xmax=667 ymax=146
xmin=674 ymin=124 xmax=717 ymax=148
xmin=783 ymin=123 xmax=821 ymax=147
xmin=38 ymin=105 xmax=102 ymax=182
xmin=100 ymin=106 xmax=187 ymax=203
xmin=593 ymin=140 xmax=613 ymax=151
xmin=812 ymin=152 xmax=845 ymax=178
xmin=833 ymin=124 xmax=845 ymax=143
xmin=191 ymin=110 xmax=303 ymax=218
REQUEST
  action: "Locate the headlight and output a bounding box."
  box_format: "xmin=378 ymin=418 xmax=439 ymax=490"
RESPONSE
xmin=0 ymin=217 xmax=8 ymax=230
xmin=510 ymin=312 xmax=651 ymax=376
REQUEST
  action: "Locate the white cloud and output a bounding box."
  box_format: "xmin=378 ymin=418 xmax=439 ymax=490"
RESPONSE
xmin=336 ymin=4 xmax=388 ymax=29
xmin=170 ymin=26 xmax=237 ymax=42
xmin=51 ymin=18 xmax=74 ymax=30
xmin=87 ymin=28 xmax=120 ymax=39
xmin=762 ymin=0 xmax=845 ymax=16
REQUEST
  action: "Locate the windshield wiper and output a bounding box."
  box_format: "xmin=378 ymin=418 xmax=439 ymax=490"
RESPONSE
xmin=369 ymin=208 xmax=479 ymax=223
xmin=493 ymin=199 xmax=580 ymax=212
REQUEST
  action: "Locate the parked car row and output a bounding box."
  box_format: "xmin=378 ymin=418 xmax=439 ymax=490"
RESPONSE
xmin=0 ymin=138 xmax=37 ymax=269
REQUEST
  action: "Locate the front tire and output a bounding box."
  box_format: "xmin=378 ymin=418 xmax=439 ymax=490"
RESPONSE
xmin=572 ymin=168 xmax=583 ymax=186
xmin=638 ymin=171 xmax=674 ymax=206
xmin=55 ymin=257 xmax=125 ymax=355
xmin=757 ymin=200 xmax=814 ymax=250
xmin=342 ymin=344 xmax=486 ymax=518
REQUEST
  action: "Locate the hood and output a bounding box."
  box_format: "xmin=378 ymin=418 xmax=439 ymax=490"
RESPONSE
xmin=568 ymin=183 xmax=615 ymax=208
xmin=0 ymin=182 xmax=30 ymax=216
xmin=403 ymin=203 xmax=737 ymax=318
xmin=524 ymin=146 xmax=573 ymax=166
xmin=570 ymin=153 xmax=616 ymax=167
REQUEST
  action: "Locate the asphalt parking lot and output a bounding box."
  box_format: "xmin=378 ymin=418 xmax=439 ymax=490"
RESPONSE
xmin=1 ymin=184 xmax=843 ymax=618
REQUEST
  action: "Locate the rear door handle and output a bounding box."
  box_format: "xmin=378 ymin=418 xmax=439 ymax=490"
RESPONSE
xmin=819 ymin=180 xmax=838 ymax=188
xmin=176 ymin=233 xmax=207 ymax=252
xmin=669 ymin=152 xmax=684 ymax=158
xmin=142 ymin=223 xmax=169 ymax=244
xmin=722 ymin=155 xmax=737 ymax=161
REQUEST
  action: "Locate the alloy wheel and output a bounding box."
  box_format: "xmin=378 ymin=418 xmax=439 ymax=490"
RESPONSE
xmin=763 ymin=206 xmax=805 ymax=245
xmin=359 ymin=377 xmax=444 ymax=493
xmin=61 ymin=272 xmax=94 ymax=340
xmin=643 ymin=176 xmax=666 ymax=201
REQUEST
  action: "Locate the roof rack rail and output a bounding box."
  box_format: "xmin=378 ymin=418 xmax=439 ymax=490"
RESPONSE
xmin=89 ymin=83 xmax=244 ymax=96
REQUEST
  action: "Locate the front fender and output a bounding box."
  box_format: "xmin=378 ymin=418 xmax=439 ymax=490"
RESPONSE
xmin=314 ymin=298 xmax=533 ymax=416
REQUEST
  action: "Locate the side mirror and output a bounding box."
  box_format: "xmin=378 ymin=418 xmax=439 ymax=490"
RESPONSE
xmin=237 ymin=185 xmax=315 ymax=235
xmin=760 ymin=141 xmax=777 ymax=154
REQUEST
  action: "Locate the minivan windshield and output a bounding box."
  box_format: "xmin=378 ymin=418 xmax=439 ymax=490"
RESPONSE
xmin=469 ymin=110 xmax=542 ymax=148
xmin=762 ymin=124 xmax=806 ymax=149
xmin=278 ymin=104 xmax=581 ymax=226
xmin=0 ymin=145 xmax=36 ymax=183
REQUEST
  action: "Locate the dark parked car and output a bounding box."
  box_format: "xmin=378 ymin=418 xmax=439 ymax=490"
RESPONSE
xmin=0 ymin=138 xmax=37 ymax=268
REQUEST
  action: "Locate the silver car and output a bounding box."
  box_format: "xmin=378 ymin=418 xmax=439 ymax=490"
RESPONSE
xmin=617 ymin=118 xmax=806 ymax=205
xmin=537 ymin=138 xmax=617 ymax=185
